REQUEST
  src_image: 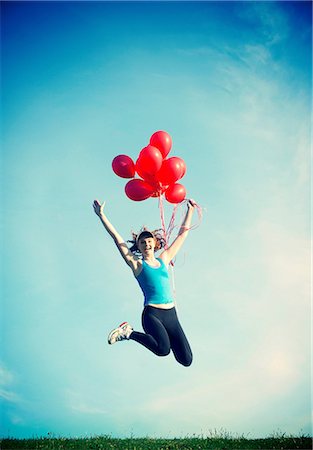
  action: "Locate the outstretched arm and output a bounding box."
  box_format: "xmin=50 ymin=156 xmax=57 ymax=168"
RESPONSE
xmin=93 ymin=199 xmax=138 ymax=271
xmin=159 ymin=200 xmax=196 ymax=266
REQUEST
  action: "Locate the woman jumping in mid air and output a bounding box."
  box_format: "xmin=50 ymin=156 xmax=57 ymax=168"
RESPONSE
xmin=93 ymin=198 xmax=196 ymax=367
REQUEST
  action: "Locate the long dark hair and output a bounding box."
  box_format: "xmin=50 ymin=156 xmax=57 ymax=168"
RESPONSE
xmin=128 ymin=228 xmax=166 ymax=256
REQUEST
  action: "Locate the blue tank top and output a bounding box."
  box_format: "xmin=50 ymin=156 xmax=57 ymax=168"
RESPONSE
xmin=135 ymin=258 xmax=173 ymax=306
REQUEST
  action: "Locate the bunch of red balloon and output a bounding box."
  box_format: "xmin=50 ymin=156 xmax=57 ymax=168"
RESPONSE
xmin=112 ymin=131 xmax=187 ymax=203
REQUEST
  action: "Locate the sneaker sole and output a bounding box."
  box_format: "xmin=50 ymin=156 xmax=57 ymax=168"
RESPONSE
xmin=108 ymin=328 xmax=120 ymax=345
xmin=107 ymin=322 xmax=129 ymax=345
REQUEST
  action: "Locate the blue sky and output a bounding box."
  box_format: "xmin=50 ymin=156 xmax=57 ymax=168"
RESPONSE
xmin=1 ymin=0 xmax=311 ymax=439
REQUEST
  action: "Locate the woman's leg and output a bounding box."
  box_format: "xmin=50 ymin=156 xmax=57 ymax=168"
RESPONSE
xmin=129 ymin=306 xmax=171 ymax=357
xmin=165 ymin=308 xmax=193 ymax=367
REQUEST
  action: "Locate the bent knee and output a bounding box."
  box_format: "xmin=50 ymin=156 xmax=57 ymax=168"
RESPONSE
xmin=179 ymin=354 xmax=193 ymax=367
xmin=182 ymin=358 xmax=192 ymax=367
xmin=156 ymin=346 xmax=171 ymax=357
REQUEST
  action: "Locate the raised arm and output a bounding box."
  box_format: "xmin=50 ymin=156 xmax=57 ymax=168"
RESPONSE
xmin=159 ymin=200 xmax=196 ymax=266
xmin=93 ymin=199 xmax=139 ymax=271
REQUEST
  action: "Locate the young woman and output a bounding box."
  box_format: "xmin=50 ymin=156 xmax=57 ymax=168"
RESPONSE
xmin=93 ymin=198 xmax=196 ymax=367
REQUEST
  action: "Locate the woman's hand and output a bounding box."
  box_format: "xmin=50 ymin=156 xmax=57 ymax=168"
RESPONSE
xmin=93 ymin=199 xmax=105 ymax=217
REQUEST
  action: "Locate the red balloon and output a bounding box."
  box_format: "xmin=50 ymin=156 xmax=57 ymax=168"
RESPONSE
xmin=136 ymin=145 xmax=163 ymax=180
xmin=150 ymin=131 xmax=172 ymax=158
xmin=125 ymin=179 xmax=155 ymax=201
xmin=156 ymin=157 xmax=186 ymax=185
xmin=165 ymin=183 xmax=186 ymax=204
xmin=112 ymin=155 xmax=135 ymax=179
xmin=178 ymin=158 xmax=186 ymax=178
xmin=135 ymin=163 xmax=156 ymax=184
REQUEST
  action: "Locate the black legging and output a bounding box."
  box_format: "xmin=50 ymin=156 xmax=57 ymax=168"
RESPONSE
xmin=130 ymin=305 xmax=193 ymax=367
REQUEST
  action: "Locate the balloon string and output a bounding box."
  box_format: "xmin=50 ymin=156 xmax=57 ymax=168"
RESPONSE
xmin=158 ymin=194 xmax=177 ymax=301
xmin=158 ymin=195 xmax=178 ymax=266
xmin=170 ymin=263 xmax=177 ymax=306
xmin=158 ymin=197 xmax=203 ymax=307
xmin=166 ymin=204 xmax=178 ymax=245
xmin=158 ymin=194 xmax=168 ymax=248
xmin=184 ymin=199 xmax=203 ymax=232
xmin=158 ymin=197 xmax=203 ymax=260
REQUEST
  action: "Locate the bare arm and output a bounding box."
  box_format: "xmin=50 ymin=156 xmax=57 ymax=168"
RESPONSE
xmin=93 ymin=199 xmax=138 ymax=271
xmin=159 ymin=200 xmax=196 ymax=266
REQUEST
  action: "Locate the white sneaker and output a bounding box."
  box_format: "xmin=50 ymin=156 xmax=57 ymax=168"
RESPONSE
xmin=108 ymin=322 xmax=133 ymax=345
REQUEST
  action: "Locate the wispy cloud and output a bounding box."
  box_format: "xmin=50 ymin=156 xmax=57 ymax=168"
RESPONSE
xmin=236 ymin=2 xmax=289 ymax=46
xmin=255 ymin=220 xmax=309 ymax=296
xmin=0 ymin=389 xmax=21 ymax=403
xmin=65 ymin=389 xmax=108 ymax=416
xmin=0 ymin=365 xmax=14 ymax=386
xmin=140 ymin=333 xmax=307 ymax=435
xmin=0 ymin=365 xmax=21 ymax=404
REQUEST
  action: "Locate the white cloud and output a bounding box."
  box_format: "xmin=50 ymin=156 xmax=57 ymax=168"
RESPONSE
xmin=0 ymin=365 xmax=14 ymax=386
xmin=293 ymin=126 xmax=310 ymax=187
xmin=139 ymin=336 xmax=306 ymax=435
xmin=0 ymin=365 xmax=21 ymax=404
xmin=255 ymin=220 xmax=310 ymax=296
xmin=237 ymin=2 xmax=289 ymax=46
xmin=65 ymin=389 xmax=108 ymax=416
xmin=8 ymin=414 xmax=25 ymax=425
xmin=0 ymin=388 xmax=20 ymax=403
xmin=243 ymin=44 xmax=271 ymax=66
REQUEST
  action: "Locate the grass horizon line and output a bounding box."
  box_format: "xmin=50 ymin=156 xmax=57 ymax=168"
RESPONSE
xmin=1 ymin=430 xmax=312 ymax=450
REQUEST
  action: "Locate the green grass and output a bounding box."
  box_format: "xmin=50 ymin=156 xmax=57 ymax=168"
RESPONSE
xmin=1 ymin=433 xmax=312 ymax=450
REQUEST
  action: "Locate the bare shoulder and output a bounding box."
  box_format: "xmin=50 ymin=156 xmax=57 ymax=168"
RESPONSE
xmin=158 ymin=252 xmax=170 ymax=267
xmin=132 ymin=258 xmax=144 ymax=277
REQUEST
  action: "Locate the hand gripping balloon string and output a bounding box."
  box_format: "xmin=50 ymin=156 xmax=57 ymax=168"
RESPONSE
xmin=184 ymin=198 xmax=203 ymax=231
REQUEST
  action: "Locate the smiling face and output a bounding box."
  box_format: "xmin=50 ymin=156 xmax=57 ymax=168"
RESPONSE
xmin=137 ymin=236 xmax=156 ymax=257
